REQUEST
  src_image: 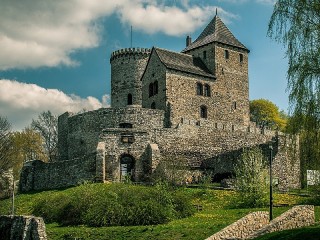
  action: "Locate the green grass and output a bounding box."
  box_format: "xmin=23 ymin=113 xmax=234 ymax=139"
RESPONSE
xmin=1 ymin=184 xmax=319 ymax=240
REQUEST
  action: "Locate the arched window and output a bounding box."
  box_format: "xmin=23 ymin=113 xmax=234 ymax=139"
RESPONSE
xmin=127 ymin=93 xmax=133 ymax=105
xmin=149 ymin=83 xmax=154 ymax=97
xmin=204 ymin=84 xmax=211 ymax=97
xmin=196 ymin=83 xmax=203 ymax=95
xmin=154 ymin=81 xmax=158 ymax=95
xmin=151 ymin=102 xmax=156 ymax=109
xmin=200 ymin=105 xmax=207 ymax=119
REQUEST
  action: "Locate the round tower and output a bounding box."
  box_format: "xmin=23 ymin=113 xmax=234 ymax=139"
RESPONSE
xmin=110 ymin=48 xmax=151 ymax=108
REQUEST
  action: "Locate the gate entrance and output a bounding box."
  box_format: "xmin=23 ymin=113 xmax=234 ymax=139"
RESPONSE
xmin=120 ymin=155 xmax=135 ymax=181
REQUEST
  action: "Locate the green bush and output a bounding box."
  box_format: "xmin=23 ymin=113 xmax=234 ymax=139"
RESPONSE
xmin=233 ymin=147 xmax=269 ymax=208
xmin=32 ymin=183 xmax=195 ymax=227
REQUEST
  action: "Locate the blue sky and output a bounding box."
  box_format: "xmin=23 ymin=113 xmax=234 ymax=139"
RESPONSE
xmin=0 ymin=0 xmax=287 ymax=130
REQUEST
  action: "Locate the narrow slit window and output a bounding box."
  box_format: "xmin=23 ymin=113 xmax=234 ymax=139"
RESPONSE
xmin=203 ymin=51 xmax=207 ymax=59
xmin=154 ymin=81 xmax=158 ymax=95
xmin=149 ymin=83 xmax=154 ymax=97
xmin=224 ymin=50 xmax=229 ymax=59
xmin=239 ymin=53 xmax=243 ymax=63
xmin=127 ymin=94 xmax=133 ymax=105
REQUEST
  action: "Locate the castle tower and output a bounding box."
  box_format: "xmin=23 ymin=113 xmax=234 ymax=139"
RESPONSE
xmin=110 ymin=48 xmax=151 ymax=108
xmin=182 ymin=14 xmax=250 ymax=125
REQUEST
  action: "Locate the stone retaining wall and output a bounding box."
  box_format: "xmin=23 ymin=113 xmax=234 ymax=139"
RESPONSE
xmin=248 ymin=205 xmax=315 ymax=239
xmin=0 ymin=215 xmax=47 ymax=240
xmin=205 ymin=205 xmax=315 ymax=240
xmin=205 ymin=211 xmax=269 ymax=240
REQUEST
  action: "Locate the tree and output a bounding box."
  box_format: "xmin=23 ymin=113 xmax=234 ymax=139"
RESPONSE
xmin=31 ymin=111 xmax=58 ymax=162
xmin=0 ymin=116 xmax=12 ymax=173
xmin=250 ymin=99 xmax=287 ymax=131
xmin=234 ymin=147 xmax=268 ymax=208
xmin=268 ymin=0 xmax=320 ymax=122
xmin=11 ymin=128 xmax=48 ymax=163
xmin=268 ymin=0 xmax=320 ymax=182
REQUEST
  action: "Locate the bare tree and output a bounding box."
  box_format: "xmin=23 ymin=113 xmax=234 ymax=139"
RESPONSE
xmin=0 ymin=116 xmax=12 ymax=173
xmin=31 ymin=111 xmax=58 ymax=162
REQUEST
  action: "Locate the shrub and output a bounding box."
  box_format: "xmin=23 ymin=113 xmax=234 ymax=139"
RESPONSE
xmin=32 ymin=183 xmax=195 ymax=227
xmin=233 ymin=147 xmax=269 ymax=208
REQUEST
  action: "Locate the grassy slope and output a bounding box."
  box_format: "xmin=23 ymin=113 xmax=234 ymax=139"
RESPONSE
xmin=0 ymin=184 xmax=319 ymax=240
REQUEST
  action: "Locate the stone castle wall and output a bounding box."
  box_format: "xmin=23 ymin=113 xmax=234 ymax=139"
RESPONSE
xmin=19 ymin=156 xmax=96 ymax=192
xmin=22 ymin=106 xmax=299 ymax=191
xmin=184 ymin=43 xmax=250 ymax=126
xmin=57 ymin=107 xmax=164 ymax=160
xmin=110 ymin=48 xmax=150 ymax=108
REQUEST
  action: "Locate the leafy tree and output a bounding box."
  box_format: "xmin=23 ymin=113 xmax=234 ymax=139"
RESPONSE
xmin=250 ymin=99 xmax=287 ymax=130
xmin=10 ymin=128 xmax=48 ymax=175
xmin=31 ymin=111 xmax=58 ymax=162
xmin=268 ymin=0 xmax=320 ymax=182
xmin=0 ymin=116 xmax=12 ymax=173
xmin=234 ymin=147 xmax=268 ymax=208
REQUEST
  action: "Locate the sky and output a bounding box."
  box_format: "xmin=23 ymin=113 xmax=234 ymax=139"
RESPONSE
xmin=0 ymin=0 xmax=288 ymax=130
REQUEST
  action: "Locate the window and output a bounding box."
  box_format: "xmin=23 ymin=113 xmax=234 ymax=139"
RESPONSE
xmin=203 ymin=50 xmax=207 ymax=59
xmin=119 ymin=123 xmax=133 ymax=128
xmin=224 ymin=50 xmax=229 ymax=59
xmin=151 ymin=102 xmax=156 ymax=109
xmin=127 ymin=94 xmax=133 ymax=105
xmin=149 ymin=81 xmax=158 ymax=97
xmin=232 ymin=101 xmax=237 ymax=110
xmin=200 ymin=105 xmax=207 ymax=119
xmin=149 ymin=83 xmax=154 ymax=97
xmin=204 ymin=84 xmax=211 ymax=97
xmin=154 ymin=81 xmax=158 ymax=95
xmin=196 ymin=83 xmax=203 ymax=95
xmin=239 ymin=53 xmax=243 ymax=63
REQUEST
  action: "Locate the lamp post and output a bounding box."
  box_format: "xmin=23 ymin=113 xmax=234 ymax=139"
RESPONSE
xmin=269 ymin=143 xmax=273 ymax=221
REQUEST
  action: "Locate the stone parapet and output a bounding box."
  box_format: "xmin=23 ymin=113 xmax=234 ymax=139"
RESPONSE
xmin=110 ymin=48 xmax=151 ymax=62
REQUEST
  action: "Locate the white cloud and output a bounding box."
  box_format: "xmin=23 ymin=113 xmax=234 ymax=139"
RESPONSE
xmin=0 ymin=0 xmax=236 ymax=70
xmin=0 ymin=79 xmax=109 ymax=130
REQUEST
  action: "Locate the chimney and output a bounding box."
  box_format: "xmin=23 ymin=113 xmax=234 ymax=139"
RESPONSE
xmin=186 ymin=35 xmax=192 ymax=47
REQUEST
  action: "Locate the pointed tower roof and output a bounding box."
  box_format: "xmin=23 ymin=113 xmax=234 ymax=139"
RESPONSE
xmin=182 ymin=15 xmax=249 ymax=53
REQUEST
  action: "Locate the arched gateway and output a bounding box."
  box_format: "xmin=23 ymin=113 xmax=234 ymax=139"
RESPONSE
xmin=120 ymin=154 xmax=135 ymax=181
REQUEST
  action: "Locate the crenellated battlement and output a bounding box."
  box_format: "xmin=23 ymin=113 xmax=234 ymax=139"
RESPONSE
xmin=110 ymin=47 xmax=151 ymax=62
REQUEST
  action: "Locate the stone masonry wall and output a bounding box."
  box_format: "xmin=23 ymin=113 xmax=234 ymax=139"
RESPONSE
xmin=19 ymin=156 xmax=96 ymax=192
xmin=205 ymin=211 xmax=269 ymax=240
xmin=184 ymin=43 xmax=250 ymax=126
xmin=111 ymin=48 xmax=150 ymax=108
xmin=0 ymin=215 xmax=47 ymax=240
xmin=248 ymin=205 xmax=315 ymax=239
xmin=58 ymin=107 xmax=164 ymax=160
xmin=272 ymin=133 xmax=300 ymax=191
xmin=205 ymin=205 xmax=315 ymax=240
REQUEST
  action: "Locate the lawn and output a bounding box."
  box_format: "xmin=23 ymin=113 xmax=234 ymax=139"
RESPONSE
xmin=0 ymin=184 xmax=319 ymax=240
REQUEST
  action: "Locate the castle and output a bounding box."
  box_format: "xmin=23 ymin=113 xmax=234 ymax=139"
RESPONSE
xmin=19 ymin=14 xmax=300 ymax=192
